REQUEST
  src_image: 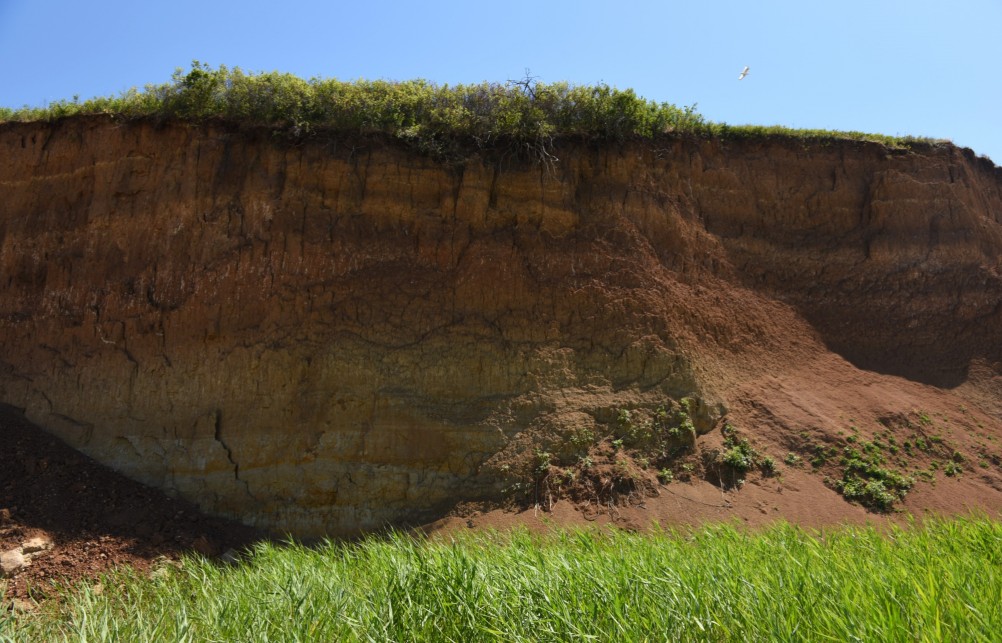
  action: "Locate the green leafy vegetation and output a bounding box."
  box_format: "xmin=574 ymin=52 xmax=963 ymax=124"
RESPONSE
xmin=780 ymin=410 xmax=988 ymax=511
xmin=0 ymin=62 xmax=945 ymax=162
xmin=5 ymin=517 xmax=1002 ymax=640
xmin=615 ymin=401 xmax=697 ymax=460
xmin=697 ymin=424 xmax=779 ymax=489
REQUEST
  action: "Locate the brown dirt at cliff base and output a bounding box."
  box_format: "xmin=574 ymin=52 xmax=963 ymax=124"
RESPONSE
xmin=8 ymin=362 xmax=1002 ymax=607
xmin=1 ymin=406 xmax=263 ymax=603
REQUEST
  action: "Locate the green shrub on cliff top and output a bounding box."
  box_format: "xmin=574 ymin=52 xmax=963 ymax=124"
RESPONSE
xmin=0 ymin=62 xmax=942 ymax=158
xmin=0 ymin=62 xmax=705 ymax=141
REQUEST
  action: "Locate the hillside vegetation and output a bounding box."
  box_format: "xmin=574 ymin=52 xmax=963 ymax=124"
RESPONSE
xmin=0 ymin=63 xmax=939 ymax=160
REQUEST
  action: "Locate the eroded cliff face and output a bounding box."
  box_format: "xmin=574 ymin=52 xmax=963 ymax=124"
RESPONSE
xmin=2 ymin=117 xmax=1000 ymax=535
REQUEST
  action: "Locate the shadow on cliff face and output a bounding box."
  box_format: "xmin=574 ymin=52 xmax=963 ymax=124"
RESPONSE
xmin=0 ymin=405 xmax=264 ymax=600
xmin=819 ymin=338 xmax=971 ymax=390
xmin=799 ymin=305 xmax=996 ymax=390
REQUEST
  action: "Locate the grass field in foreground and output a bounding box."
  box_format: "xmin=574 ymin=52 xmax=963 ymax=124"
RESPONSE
xmin=3 ymin=516 xmax=1000 ymax=641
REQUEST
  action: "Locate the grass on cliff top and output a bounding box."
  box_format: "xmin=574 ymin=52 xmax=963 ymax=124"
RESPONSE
xmin=4 ymin=516 xmax=1001 ymax=641
xmin=0 ymin=62 xmax=940 ymax=159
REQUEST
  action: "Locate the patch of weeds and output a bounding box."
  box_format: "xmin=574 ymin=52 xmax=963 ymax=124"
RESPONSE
xmin=503 ymin=480 xmax=531 ymax=496
xmin=784 ymin=452 xmax=802 ymax=467
xmin=721 ymin=440 xmax=756 ymax=471
xmin=534 ymin=450 xmax=553 ymax=475
xmin=836 ymin=477 xmax=898 ymax=511
xmin=613 ymin=458 xmax=641 ymax=484
xmin=833 ymin=443 xmax=914 ymax=511
xmin=944 ymin=461 xmax=963 ymax=477
xmin=707 ymin=424 xmax=776 ymax=486
xmin=808 ymin=443 xmax=837 ymax=469
xmin=863 ymin=441 xmax=884 ymax=458
xmin=568 ymin=427 xmax=596 ymax=452
xmin=615 ymin=401 xmax=697 ymax=457
xmin=657 ymin=468 xmax=674 ymax=484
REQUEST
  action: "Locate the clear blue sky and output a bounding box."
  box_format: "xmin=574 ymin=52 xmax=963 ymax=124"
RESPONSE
xmin=1 ymin=0 xmax=999 ymax=163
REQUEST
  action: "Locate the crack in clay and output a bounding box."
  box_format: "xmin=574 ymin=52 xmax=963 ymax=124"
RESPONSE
xmin=212 ymin=410 xmax=255 ymax=500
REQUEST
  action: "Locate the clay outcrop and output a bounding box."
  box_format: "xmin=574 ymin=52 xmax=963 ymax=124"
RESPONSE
xmin=2 ymin=116 xmax=1000 ymax=535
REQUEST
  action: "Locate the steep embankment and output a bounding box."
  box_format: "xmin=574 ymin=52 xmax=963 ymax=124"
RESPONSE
xmin=2 ymin=116 xmax=1001 ymax=536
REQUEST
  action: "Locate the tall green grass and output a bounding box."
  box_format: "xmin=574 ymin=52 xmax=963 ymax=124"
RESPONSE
xmin=0 ymin=63 xmax=939 ymax=161
xmin=4 ymin=516 xmax=1000 ymax=641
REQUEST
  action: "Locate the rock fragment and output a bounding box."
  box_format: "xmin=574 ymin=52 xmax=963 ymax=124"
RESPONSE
xmin=1 ymin=549 xmax=27 ymax=577
xmin=21 ymin=535 xmax=54 ymax=555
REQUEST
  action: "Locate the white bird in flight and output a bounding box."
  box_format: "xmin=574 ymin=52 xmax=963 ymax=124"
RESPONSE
xmin=738 ymin=66 xmax=750 ymax=80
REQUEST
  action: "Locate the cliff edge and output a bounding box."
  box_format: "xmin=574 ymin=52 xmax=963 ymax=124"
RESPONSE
xmin=2 ymin=116 xmax=1001 ymax=535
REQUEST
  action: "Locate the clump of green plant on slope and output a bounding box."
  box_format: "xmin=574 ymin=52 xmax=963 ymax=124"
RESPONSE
xmin=508 ymin=397 xmax=710 ymax=509
xmin=615 ymin=399 xmax=698 ymax=459
xmin=782 ymin=410 xmax=985 ymax=512
xmin=834 ymin=441 xmax=914 ymax=511
xmin=703 ymin=423 xmax=779 ymax=488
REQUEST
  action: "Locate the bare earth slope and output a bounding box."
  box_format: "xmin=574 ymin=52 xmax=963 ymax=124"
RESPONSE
xmin=2 ymin=116 xmax=1002 ymax=543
